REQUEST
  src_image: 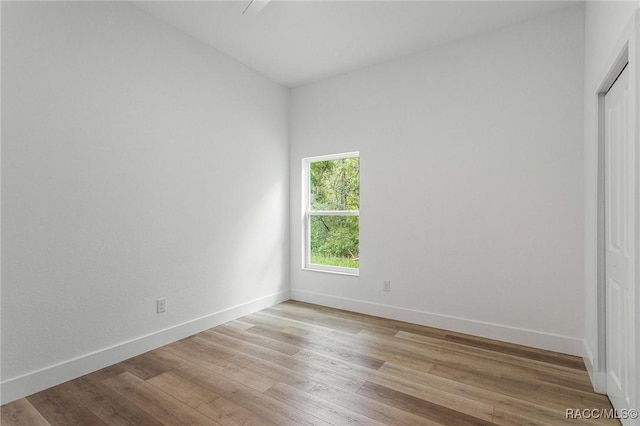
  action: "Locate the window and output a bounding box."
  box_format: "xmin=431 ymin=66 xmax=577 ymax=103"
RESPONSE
xmin=302 ymin=152 xmax=360 ymax=275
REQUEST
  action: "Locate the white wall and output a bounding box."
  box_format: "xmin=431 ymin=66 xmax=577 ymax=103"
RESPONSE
xmin=583 ymin=0 xmax=640 ymax=390
xmin=290 ymin=5 xmax=585 ymax=354
xmin=1 ymin=1 xmax=289 ymax=402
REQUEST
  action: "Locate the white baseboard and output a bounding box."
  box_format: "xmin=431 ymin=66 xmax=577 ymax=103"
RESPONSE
xmin=290 ymin=289 xmax=583 ymax=356
xmin=583 ymin=339 xmax=607 ymax=394
xmin=0 ymin=290 xmax=290 ymax=405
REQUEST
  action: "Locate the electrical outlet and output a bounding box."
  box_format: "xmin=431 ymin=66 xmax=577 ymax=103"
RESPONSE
xmin=383 ymin=280 xmax=391 ymax=292
xmin=156 ymin=298 xmax=167 ymax=313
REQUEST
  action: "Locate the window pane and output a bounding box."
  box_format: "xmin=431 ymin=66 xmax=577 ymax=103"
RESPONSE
xmin=310 ymin=157 xmax=359 ymax=210
xmin=310 ymin=215 xmax=359 ymax=269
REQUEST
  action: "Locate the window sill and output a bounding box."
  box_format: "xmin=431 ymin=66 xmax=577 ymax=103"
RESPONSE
xmin=302 ymin=266 xmax=359 ymax=277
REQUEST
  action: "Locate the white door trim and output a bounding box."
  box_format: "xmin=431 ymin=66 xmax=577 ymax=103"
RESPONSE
xmin=594 ymin=9 xmax=639 ymax=418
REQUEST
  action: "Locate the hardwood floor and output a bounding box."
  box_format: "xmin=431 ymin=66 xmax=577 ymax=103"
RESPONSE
xmin=2 ymin=301 xmax=618 ymax=425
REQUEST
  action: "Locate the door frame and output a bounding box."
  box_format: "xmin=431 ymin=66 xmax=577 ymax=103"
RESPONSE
xmin=595 ymin=9 xmax=639 ymax=417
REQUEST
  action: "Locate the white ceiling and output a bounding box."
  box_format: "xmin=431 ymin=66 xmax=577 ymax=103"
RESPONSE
xmin=133 ymin=1 xmax=577 ymax=87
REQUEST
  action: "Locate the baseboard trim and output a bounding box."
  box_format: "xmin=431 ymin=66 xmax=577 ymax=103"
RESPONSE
xmin=0 ymin=290 xmax=290 ymax=405
xmin=583 ymin=339 xmax=607 ymax=394
xmin=290 ymin=289 xmax=583 ymax=356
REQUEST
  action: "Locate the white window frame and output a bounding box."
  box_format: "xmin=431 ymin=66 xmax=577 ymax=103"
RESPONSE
xmin=302 ymin=152 xmax=360 ymax=276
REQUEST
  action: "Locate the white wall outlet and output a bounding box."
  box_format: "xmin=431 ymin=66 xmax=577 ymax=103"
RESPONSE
xmin=156 ymin=298 xmax=167 ymax=313
xmin=383 ymin=280 xmax=391 ymax=292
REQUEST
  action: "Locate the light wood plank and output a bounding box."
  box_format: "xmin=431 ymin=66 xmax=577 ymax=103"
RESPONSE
xmin=213 ymin=325 xmax=386 ymax=370
xmin=1 ymin=399 xmax=51 ymax=426
xmin=152 ymin=349 xmax=333 ymax=426
xmin=394 ymin=330 xmax=592 ymax=390
xmin=164 ymin=337 xmax=278 ymax=392
xmin=103 ymin=371 xmax=222 ymax=425
xmin=197 ymin=330 xmax=367 ymax=391
xmin=27 ymin=386 xmax=108 ymax=425
xmin=193 ymin=334 xmax=365 ymax=392
xmin=214 ymin=323 xmax=303 ymax=355
xmin=265 ymin=382 xmax=387 ymax=426
xmin=357 ymin=380 xmax=494 ymax=426
xmin=57 ymin=376 xmax=164 ymax=426
xmin=2 ymin=300 xmax=618 ymax=426
xmin=367 ymin=368 xmax=494 ymax=421
xmin=148 ymin=372 xmax=275 ymax=426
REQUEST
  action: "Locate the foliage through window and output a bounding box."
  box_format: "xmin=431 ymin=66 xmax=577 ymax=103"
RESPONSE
xmin=303 ymin=152 xmax=359 ymax=274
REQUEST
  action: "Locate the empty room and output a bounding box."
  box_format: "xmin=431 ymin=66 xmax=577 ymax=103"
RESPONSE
xmin=1 ymin=0 xmax=639 ymax=424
